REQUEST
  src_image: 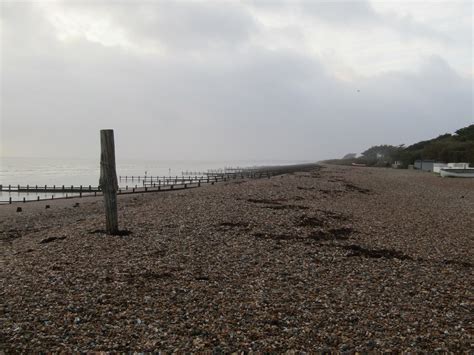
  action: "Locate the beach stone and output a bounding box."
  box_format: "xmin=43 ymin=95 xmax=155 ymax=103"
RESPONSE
xmin=340 ymin=343 xmax=350 ymax=351
xmin=16 ymin=207 xmax=22 ymax=212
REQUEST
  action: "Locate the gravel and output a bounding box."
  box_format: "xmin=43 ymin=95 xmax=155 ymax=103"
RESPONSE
xmin=1 ymin=164 xmax=473 ymax=352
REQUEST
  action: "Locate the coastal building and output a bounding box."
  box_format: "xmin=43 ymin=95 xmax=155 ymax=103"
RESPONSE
xmin=414 ymin=160 xmax=470 ymax=173
xmin=448 ymin=162 xmax=470 ymax=169
xmin=433 ymin=163 xmax=449 ymax=173
xmin=392 ymin=161 xmax=402 ymax=169
xmin=414 ymin=160 xmax=437 ymax=172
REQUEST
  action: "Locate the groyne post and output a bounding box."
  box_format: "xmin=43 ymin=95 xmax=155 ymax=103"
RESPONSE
xmin=99 ymin=129 xmax=119 ymax=235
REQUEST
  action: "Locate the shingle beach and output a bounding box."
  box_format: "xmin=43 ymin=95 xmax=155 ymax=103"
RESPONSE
xmin=1 ymin=164 xmax=473 ymax=352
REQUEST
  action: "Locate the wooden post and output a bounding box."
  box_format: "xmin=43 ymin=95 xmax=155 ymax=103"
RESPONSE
xmin=99 ymin=129 xmax=119 ymax=235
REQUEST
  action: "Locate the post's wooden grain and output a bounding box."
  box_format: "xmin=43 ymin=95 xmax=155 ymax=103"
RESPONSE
xmin=99 ymin=129 xmax=119 ymax=235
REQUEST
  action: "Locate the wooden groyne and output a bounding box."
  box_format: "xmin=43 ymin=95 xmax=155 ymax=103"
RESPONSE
xmin=0 ymin=184 xmax=100 ymax=193
xmin=0 ymin=181 xmax=201 ymax=204
xmin=0 ymin=163 xmax=319 ymax=204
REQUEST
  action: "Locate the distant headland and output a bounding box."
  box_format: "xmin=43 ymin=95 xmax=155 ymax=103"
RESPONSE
xmin=324 ymin=124 xmax=474 ymax=168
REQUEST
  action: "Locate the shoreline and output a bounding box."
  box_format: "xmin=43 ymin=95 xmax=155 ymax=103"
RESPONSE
xmin=0 ymin=163 xmax=320 ymax=205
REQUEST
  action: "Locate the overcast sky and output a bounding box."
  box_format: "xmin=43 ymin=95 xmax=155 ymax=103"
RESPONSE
xmin=0 ymin=0 xmax=472 ymax=161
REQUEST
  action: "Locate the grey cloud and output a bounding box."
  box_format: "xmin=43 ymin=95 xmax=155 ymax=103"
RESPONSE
xmin=250 ymin=0 xmax=457 ymax=44
xmin=131 ymin=2 xmax=258 ymax=50
xmin=52 ymin=1 xmax=259 ymax=51
xmin=1 ymin=2 xmax=472 ymax=161
xmin=381 ymin=12 xmax=455 ymax=44
xmin=247 ymin=0 xmax=379 ymax=25
xmin=300 ymin=0 xmax=378 ymax=25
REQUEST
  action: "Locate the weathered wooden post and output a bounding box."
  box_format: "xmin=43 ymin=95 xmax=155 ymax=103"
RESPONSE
xmin=99 ymin=129 xmax=119 ymax=235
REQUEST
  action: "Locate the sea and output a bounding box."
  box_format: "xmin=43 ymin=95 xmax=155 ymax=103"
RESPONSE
xmin=0 ymin=157 xmax=310 ymax=202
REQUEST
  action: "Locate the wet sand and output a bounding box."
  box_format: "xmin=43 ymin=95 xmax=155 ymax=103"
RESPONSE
xmin=1 ymin=165 xmax=473 ymax=351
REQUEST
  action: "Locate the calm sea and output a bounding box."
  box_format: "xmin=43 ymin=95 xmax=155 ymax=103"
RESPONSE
xmin=0 ymin=157 xmax=310 ymax=202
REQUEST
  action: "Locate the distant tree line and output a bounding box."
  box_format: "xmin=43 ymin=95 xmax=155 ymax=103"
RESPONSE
xmin=325 ymin=124 xmax=474 ymax=168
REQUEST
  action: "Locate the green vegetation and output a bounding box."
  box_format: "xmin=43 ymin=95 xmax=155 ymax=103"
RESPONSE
xmin=325 ymin=124 xmax=474 ymax=167
xmin=395 ymin=125 xmax=474 ymax=167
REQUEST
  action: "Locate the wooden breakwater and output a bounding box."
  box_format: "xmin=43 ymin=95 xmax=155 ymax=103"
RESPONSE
xmin=123 ymin=163 xmax=318 ymax=184
xmin=0 ymin=181 xmax=202 ymax=204
xmin=121 ymin=172 xmax=267 ymax=186
xmin=0 ymin=163 xmax=319 ymax=204
xmin=0 ymin=184 xmax=100 ymax=193
xmin=120 ymin=175 xmax=227 ymax=186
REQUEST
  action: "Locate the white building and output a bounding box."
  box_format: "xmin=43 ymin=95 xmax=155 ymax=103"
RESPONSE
xmin=433 ymin=163 xmax=449 ymax=173
xmin=448 ymin=162 xmax=470 ymax=169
